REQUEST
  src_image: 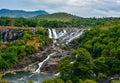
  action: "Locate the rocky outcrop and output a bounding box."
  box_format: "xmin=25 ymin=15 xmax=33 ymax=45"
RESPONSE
xmin=40 ymin=49 xmax=71 ymax=74
xmin=41 ymin=61 xmax=59 ymax=73
xmin=0 ymin=28 xmax=24 ymax=42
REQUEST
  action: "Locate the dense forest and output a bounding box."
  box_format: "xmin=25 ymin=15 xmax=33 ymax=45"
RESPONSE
xmin=0 ymin=13 xmax=120 ymax=28
xmin=42 ymin=21 xmax=120 ymax=83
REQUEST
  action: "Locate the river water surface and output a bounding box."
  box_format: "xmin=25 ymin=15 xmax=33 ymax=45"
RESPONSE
xmin=3 ymin=71 xmax=55 ymax=83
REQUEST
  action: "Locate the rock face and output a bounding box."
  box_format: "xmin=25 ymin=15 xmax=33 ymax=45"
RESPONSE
xmin=41 ymin=61 xmax=59 ymax=73
xmin=0 ymin=28 xmax=24 ymax=42
xmin=2 ymin=28 xmax=84 ymax=75
xmin=39 ymin=28 xmax=84 ymax=74
xmin=40 ymin=49 xmax=71 ymax=74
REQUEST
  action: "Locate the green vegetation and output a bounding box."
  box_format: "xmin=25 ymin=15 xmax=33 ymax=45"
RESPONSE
xmin=27 ymin=81 xmax=34 ymax=83
xmin=33 ymin=12 xmax=80 ymax=21
xmin=0 ymin=28 xmax=50 ymax=70
xmin=1 ymin=13 xmax=120 ymax=28
xmin=42 ymin=21 xmax=120 ymax=83
xmin=42 ymin=78 xmax=64 ymax=83
xmin=0 ymin=12 xmax=120 ymax=83
xmin=112 ymin=80 xmax=120 ymax=83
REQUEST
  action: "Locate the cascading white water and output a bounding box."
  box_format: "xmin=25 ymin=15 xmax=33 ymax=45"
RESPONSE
xmin=48 ymin=28 xmax=84 ymax=44
xmin=57 ymin=29 xmax=67 ymax=38
xmin=54 ymin=72 xmax=60 ymax=76
xmin=35 ymin=52 xmax=57 ymax=73
xmin=48 ymin=29 xmax=52 ymax=38
xmin=66 ymin=29 xmax=84 ymax=44
xmin=57 ymin=31 xmax=62 ymax=37
xmin=48 ymin=28 xmax=67 ymax=39
xmin=35 ymin=28 xmax=59 ymax=73
xmin=63 ymin=29 xmax=66 ymax=33
xmin=35 ymin=56 xmax=50 ymax=73
xmin=52 ymin=29 xmax=58 ymax=39
xmin=35 ymin=28 xmax=84 ymax=74
xmin=58 ymin=29 xmax=84 ymax=44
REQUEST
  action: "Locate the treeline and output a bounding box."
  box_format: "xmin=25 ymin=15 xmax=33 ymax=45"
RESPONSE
xmin=0 ymin=17 xmax=37 ymax=27
xmin=1 ymin=16 xmax=120 ymax=28
xmin=0 ymin=16 xmax=69 ymax=28
xmin=0 ymin=29 xmax=50 ymax=69
xmin=42 ymin=23 xmax=120 ymax=83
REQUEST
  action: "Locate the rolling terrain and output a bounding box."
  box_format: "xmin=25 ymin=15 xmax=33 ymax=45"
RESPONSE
xmin=0 ymin=9 xmax=48 ymax=18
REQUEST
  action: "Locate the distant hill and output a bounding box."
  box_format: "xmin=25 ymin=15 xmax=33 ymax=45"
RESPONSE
xmin=0 ymin=9 xmax=48 ymax=18
xmin=32 ymin=12 xmax=80 ymax=21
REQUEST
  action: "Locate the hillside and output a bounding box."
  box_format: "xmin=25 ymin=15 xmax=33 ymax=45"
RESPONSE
xmin=42 ymin=22 xmax=120 ymax=83
xmin=0 ymin=13 xmax=120 ymax=28
xmin=0 ymin=9 xmax=48 ymax=18
xmin=32 ymin=12 xmax=80 ymax=21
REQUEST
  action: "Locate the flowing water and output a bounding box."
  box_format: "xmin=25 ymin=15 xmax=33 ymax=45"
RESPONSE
xmin=52 ymin=29 xmax=58 ymax=39
xmin=35 ymin=52 xmax=57 ymax=73
xmin=3 ymin=28 xmax=84 ymax=83
xmin=3 ymin=71 xmax=55 ymax=83
xmin=48 ymin=29 xmax=52 ymax=38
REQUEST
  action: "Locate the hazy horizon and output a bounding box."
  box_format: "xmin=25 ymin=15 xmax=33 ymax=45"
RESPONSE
xmin=0 ymin=0 xmax=120 ymax=17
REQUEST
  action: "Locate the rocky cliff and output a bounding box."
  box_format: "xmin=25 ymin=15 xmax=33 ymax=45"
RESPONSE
xmin=0 ymin=28 xmax=24 ymax=42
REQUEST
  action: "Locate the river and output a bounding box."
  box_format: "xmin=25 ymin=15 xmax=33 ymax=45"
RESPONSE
xmin=3 ymin=71 xmax=55 ymax=83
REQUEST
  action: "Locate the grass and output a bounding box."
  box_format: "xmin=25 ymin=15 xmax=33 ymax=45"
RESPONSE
xmin=112 ymin=80 xmax=120 ymax=83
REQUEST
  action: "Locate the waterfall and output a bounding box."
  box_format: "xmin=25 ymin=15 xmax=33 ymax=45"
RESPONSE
xmin=48 ymin=29 xmax=52 ymax=38
xmin=52 ymin=29 xmax=58 ymax=39
xmin=48 ymin=28 xmax=67 ymax=39
xmin=66 ymin=29 xmax=84 ymax=44
xmin=58 ymin=29 xmax=67 ymax=38
xmin=63 ymin=29 xmax=66 ymax=33
xmin=62 ymin=29 xmax=67 ymax=36
xmin=54 ymin=72 xmax=60 ymax=76
xmin=35 ymin=52 xmax=56 ymax=73
xmin=36 ymin=28 xmax=84 ymax=73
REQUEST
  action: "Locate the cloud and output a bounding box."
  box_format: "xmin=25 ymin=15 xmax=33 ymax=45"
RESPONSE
xmin=0 ymin=0 xmax=120 ymax=17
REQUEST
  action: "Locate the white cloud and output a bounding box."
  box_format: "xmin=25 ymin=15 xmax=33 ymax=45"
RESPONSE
xmin=0 ymin=0 xmax=120 ymax=17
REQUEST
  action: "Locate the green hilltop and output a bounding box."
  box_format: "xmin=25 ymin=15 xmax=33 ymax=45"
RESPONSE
xmin=32 ymin=12 xmax=80 ymax=21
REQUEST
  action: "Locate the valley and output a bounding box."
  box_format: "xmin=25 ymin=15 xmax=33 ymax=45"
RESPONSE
xmin=0 ymin=10 xmax=120 ymax=83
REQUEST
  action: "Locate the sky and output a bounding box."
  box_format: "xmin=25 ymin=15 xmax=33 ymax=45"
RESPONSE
xmin=0 ymin=0 xmax=120 ymax=17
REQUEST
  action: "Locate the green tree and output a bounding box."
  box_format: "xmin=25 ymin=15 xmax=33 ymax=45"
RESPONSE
xmin=0 ymin=56 xmax=8 ymax=69
xmin=25 ymin=45 xmax=35 ymax=55
xmin=82 ymin=79 xmax=97 ymax=83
